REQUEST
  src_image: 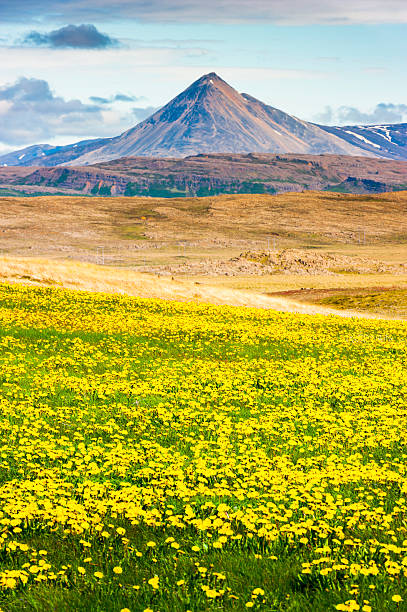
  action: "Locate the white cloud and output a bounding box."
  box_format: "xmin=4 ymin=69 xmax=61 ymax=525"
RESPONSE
xmin=0 ymin=45 xmax=207 ymax=74
xmin=0 ymin=100 xmax=13 ymax=115
xmin=314 ymin=103 xmax=407 ymax=125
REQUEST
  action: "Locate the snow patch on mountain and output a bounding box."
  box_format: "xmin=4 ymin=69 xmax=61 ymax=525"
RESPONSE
xmin=344 ymin=131 xmax=381 ymax=149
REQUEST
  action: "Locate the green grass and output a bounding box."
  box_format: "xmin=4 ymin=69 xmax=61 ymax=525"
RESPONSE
xmin=320 ymin=289 xmax=407 ymax=316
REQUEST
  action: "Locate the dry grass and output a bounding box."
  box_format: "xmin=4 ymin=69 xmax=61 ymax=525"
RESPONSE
xmin=0 ymin=255 xmax=397 ymax=319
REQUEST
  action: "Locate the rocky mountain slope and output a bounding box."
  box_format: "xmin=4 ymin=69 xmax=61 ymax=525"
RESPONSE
xmin=1 ymin=153 xmax=406 ymax=197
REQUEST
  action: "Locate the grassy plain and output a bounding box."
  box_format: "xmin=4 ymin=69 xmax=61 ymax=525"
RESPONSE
xmin=0 ymin=283 xmax=407 ymax=612
xmin=1 ymin=191 xmax=407 ymax=266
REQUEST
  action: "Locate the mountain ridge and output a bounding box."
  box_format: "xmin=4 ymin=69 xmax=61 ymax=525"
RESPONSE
xmin=319 ymin=123 xmax=407 ymax=160
xmin=1 ymin=153 xmax=406 ymax=198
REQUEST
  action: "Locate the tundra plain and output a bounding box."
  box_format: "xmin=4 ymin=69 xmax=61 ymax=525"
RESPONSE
xmin=1 ymin=190 xmax=407 ymax=316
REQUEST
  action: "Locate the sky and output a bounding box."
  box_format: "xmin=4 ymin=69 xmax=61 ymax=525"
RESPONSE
xmin=0 ymin=0 xmax=406 ymax=153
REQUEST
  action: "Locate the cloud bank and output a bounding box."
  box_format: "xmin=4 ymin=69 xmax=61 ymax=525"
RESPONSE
xmin=23 ymin=24 xmax=118 ymax=49
xmin=1 ymin=0 xmax=407 ymax=24
xmin=315 ymin=103 xmax=407 ymax=125
xmin=0 ymin=77 xmax=139 ymax=146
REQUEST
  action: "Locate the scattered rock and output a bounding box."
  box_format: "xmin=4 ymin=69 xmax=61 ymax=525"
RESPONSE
xmin=142 ymin=249 xmax=407 ymax=277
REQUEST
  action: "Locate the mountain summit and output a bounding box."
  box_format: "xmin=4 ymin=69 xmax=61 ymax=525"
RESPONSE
xmin=66 ymin=72 xmax=367 ymax=165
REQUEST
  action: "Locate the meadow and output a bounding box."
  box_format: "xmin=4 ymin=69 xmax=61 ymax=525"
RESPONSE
xmin=0 ymin=283 xmax=406 ymax=611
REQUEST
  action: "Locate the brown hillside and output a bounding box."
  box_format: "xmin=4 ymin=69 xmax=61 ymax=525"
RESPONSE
xmin=1 ymin=153 xmax=407 ymax=198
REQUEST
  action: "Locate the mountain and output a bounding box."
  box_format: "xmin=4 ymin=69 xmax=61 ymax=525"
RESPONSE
xmin=319 ymin=123 xmax=407 ymax=160
xmin=0 ymin=137 xmax=111 ymax=168
xmin=2 ymin=73 xmax=406 ymax=166
xmin=1 ymin=153 xmax=406 ymax=198
xmin=0 ymin=73 xmax=380 ymax=168
xmin=66 ymin=73 xmax=367 ymax=164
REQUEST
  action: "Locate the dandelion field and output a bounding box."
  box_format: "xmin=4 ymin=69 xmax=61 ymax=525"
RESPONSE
xmin=0 ymin=284 xmax=406 ymax=611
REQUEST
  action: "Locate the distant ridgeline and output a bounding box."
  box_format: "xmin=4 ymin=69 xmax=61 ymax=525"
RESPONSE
xmin=0 ymin=153 xmax=407 ymax=198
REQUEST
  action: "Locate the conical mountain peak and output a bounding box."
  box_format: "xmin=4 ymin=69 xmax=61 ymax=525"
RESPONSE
xmin=65 ymin=73 xmax=370 ymax=164
xmin=194 ymin=72 xmax=223 ymax=84
xmin=183 ymin=72 xmax=236 ymax=99
xmin=197 ymin=72 xmax=221 ymax=81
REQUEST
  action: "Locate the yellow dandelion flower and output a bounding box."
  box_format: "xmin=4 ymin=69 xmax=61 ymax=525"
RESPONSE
xmin=148 ymin=575 xmax=159 ymax=589
xmin=253 ymin=588 xmax=265 ymax=596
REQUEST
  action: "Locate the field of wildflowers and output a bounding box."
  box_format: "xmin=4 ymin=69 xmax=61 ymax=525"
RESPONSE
xmin=0 ymin=283 xmax=406 ymax=611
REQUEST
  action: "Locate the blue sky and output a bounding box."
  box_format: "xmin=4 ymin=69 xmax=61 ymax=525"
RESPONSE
xmin=0 ymin=1 xmax=406 ymax=152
